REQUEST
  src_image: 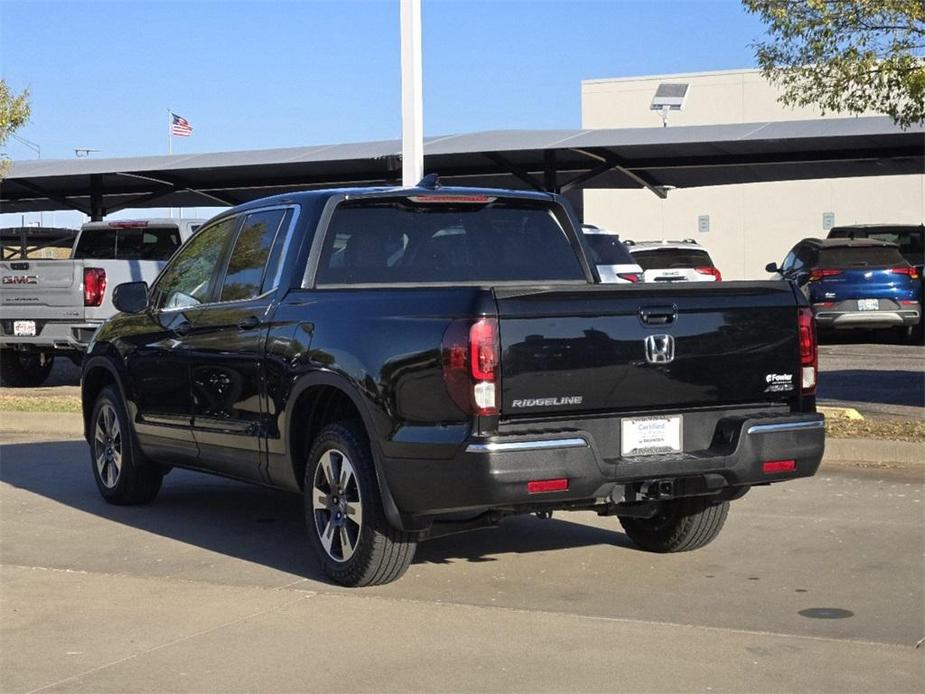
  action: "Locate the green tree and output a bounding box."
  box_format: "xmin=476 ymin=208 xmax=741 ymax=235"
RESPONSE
xmin=0 ymin=79 xmax=31 ymax=177
xmin=744 ymin=0 xmax=925 ymax=128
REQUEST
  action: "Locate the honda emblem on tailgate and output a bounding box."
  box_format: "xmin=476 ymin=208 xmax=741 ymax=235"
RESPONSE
xmin=644 ymin=334 xmax=674 ymax=364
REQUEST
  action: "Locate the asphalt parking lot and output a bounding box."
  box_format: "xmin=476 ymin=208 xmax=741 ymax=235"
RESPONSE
xmin=1 ymin=436 xmax=923 ymax=692
xmin=1 ymin=339 xmax=923 ymax=692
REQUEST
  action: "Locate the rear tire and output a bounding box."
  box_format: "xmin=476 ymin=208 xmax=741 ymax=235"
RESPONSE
xmin=304 ymin=422 xmax=417 ymax=586
xmin=619 ymin=497 xmax=729 ymax=553
xmin=0 ymin=350 xmax=54 ymax=387
xmin=90 ymin=385 xmax=162 ymax=505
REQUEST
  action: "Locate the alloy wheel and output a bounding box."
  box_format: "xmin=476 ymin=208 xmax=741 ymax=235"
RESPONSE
xmin=311 ymin=449 xmax=363 ymax=562
xmin=94 ymin=403 xmax=123 ymax=488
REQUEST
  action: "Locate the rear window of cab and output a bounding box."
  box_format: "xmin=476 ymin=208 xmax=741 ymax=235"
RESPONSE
xmin=314 ymin=198 xmax=586 ymax=285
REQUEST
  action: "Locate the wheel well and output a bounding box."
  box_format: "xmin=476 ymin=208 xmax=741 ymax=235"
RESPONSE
xmin=290 ymin=385 xmax=366 ymax=489
xmin=81 ymin=366 xmax=117 ymax=440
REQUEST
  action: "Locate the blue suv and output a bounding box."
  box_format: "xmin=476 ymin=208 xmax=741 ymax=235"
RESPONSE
xmin=767 ymin=238 xmax=922 ymax=337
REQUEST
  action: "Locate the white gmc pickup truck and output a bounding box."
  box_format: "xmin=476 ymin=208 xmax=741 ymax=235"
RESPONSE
xmin=0 ymin=218 xmax=203 ymax=386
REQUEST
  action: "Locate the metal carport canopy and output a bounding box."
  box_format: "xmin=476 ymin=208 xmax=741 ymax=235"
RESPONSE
xmin=1 ymin=116 xmax=922 ymax=218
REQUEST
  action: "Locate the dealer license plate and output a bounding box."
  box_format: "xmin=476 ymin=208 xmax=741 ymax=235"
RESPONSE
xmin=13 ymin=320 xmax=36 ymax=337
xmin=857 ymin=299 xmax=879 ymax=311
xmin=621 ymin=415 xmax=682 ymax=457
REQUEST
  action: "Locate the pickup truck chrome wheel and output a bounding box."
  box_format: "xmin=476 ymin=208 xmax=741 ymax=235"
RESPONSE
xmin=89 ymin=385 xmax=162 ymax=505
xmin=311 ymin=449 xmax=363 ymax=563
xmin=303 ymin=422 xmax=417 ymax=586
xmin=94 ymin=403 xmax=123 ymax=488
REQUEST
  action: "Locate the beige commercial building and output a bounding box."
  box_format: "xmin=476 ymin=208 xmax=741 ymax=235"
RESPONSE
xmin=581 ymin=68 xmax=924 ymax=279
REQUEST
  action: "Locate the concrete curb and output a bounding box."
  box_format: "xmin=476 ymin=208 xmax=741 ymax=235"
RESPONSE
xmin=0 ymin=410 xmax=921 ymax=466
xmin=824 ymin=437 xmax=923 ymax=466
xmin=0 ymin=411 xmax=84 ymax=441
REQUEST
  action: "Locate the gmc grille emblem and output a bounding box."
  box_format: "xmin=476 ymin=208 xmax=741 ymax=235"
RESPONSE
xmin=644 ymin=334 xmax=674 ymax=364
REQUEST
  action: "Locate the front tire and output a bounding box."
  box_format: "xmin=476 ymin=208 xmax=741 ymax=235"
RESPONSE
xmin=0 ymin=350 xmax=54 ymax=387
xmin=619 ymin=497 xmax=729 ymax=553
xmin=304 ymin=422 xmax=417 ymax=586
xmin=90 ymin=385 xmax=162 ymax=505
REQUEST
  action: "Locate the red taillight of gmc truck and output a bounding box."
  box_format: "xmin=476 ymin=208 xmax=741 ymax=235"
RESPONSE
xmin=83 ymin=267 xmax=107 ymax=307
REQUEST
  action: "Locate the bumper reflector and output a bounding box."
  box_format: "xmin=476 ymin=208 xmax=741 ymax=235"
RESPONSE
xmin=527 ymin=478 xmax=569 ymax=494
xmin=763 ymin=460 xmax=796 ymax=474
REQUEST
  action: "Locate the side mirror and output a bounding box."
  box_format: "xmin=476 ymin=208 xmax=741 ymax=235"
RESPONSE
xmin=112 ymin=281 xmax=149 ymax=314
xmin=765 ymin=262 xmax=780 ymax=274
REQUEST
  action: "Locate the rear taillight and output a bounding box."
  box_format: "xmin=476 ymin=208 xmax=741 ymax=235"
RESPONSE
xmin=442 ymin=317 xmax=500 ymax=416
xmin=798 ymin=307 xmax=817 ymax=394
xmin=617 ymin=272 xmax=642 ymax=283
xmin=694 ymin=266 xmax=722 ymax=281
xmin=83 ymin=267 xmax=106 ymax=307
xmin=890 ymin=266 xmax=920 ymax=280
xmin=808 ymin=268 xmax=841 ymax=282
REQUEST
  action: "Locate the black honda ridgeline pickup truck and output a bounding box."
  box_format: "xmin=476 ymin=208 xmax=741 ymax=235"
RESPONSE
xmin=81 ymin=184 xmax=825 ymax=586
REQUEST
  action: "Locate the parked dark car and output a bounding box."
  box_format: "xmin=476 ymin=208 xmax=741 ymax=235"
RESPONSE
xmin=81 ymin=184 xmax=824 ymax=587
xmin=766 ymin=238 xmax=921 ymax=338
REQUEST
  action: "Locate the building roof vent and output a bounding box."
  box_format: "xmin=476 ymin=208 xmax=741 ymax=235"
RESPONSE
xmin=650 ymin=82 xmax=690 ymax=126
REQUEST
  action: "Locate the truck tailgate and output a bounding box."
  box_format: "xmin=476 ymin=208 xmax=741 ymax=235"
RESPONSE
xmin=495 ymin=281 xmax=800 ymax=415
xmin=0 ymin=259 xmax=85 ymax=320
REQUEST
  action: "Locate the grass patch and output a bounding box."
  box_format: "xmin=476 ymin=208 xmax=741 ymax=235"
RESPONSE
xmin=826 ymin=417 xmax=925 ymax=443
xmin=0 ymin=395 xmax=81 ymax=413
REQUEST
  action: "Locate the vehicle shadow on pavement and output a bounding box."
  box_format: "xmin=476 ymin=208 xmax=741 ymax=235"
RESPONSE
xmin=0 ymin=440 xmax=633 ymax=580
xmin=818 ymin=369 xmax=925 ymax=407
xmin=415 ymin=515 xmax=633 ymax=565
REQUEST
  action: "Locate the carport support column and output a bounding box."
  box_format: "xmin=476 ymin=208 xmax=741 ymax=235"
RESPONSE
xmin=400 ymin=0 xmax=423 ymax=187
xmin=89 ymin=174 xmax=105 ymax=221
xmin=544 ymin=151 xmax=558 ymax=193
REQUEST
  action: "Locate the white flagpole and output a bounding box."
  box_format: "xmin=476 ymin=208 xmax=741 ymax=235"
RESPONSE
xmin=167 ymin=109 xmax=173 ymax=218
xmin=400 ymin=0 xmax=423 ymax=186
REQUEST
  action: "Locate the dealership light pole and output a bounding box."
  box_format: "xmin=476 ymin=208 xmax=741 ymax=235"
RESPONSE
xmin=400 ymin=0 xmax=423 ymax=186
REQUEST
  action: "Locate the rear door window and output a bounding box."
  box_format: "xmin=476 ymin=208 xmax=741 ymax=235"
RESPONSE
xmin=219 ymin=209 xmax=288 ymax=302
xmin=818 ymin=245 xmax=906 ymax=267
xmin=314 ymin=198 xmax=585 ymax=285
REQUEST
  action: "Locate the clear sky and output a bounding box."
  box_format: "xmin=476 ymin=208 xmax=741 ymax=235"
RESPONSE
xmin=1 ymin=0 xmax=767 ymax=225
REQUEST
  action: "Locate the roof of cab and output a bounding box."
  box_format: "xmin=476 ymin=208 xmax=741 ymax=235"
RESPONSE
xmin=215 ymin=185 xmax=557 ymax=218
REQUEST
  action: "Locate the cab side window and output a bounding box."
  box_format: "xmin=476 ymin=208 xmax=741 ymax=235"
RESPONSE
xmin=219 ymin=209 xmax=289 ymax=302
xmin=154 ymin=218 xmax=237 ymax=309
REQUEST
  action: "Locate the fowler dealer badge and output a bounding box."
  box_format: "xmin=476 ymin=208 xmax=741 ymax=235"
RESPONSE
xmin=764 ymin=373 xmax=794 ymax=393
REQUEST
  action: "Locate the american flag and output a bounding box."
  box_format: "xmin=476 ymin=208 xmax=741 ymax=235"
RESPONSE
xmin=170 ymin=113 xmax=193 ymax=137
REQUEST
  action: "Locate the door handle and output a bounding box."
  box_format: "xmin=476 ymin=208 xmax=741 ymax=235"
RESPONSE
xmin=238 ymin=315 xmax=261 ymax=331
xmin=173 ymin=320 xmax=193 ymax=336
xmin=639 ymin=306 xmax=677 ymax=325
